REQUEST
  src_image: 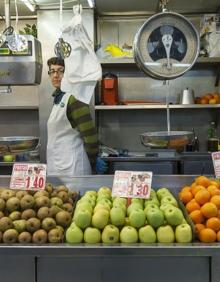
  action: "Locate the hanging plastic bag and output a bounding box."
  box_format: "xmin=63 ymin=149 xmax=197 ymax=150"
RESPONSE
xmin=61 ymin=5 xmax=102 ymax=104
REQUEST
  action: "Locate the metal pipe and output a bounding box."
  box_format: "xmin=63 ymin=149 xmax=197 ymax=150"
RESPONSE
xmin=4 ymin=0 xmax=11 ymax=28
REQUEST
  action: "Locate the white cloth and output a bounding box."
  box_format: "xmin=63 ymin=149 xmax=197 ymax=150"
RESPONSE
xmin=47 ymin=92 xmax=91 ymax=176
xmin=61 ymin=8 xmax=102 ymax=104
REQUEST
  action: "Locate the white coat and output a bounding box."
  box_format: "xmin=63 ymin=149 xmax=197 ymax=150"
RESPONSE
xmin=47 ymin=92 xmax=91 ymax=176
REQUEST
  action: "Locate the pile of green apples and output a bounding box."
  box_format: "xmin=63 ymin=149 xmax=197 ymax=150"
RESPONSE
xmin=65 ymin=186 xmax=193 ymax=244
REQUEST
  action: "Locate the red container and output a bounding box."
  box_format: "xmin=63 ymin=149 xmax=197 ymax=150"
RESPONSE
xmin=101 ymin=73 xmax=119 ymax=105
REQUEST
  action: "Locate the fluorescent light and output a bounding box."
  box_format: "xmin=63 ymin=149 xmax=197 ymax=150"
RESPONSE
xmin=20 ymin=0 xmax=35 ymax=12
xmin=87 ymin=0 xmax=95 ymax=8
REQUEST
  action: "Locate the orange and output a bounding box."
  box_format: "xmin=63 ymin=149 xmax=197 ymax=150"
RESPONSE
xmin=217 ymin=210 xmax=220 ymax=220
xmin=191 ymin=185 xmax=206 ymax=196
xmin=201 ymin=202 xmax=218 ymax=219
xmin=209 ymin=98 xmax=217 ymax=104
xmin=209 ymin=180 xmax=220 ymax=188
xmin=195 ymin=176 xmax=210 ymax=188
xmin=186 ymin=199 xmax=201 ymax=213
xmin=179 ymin=190 xmax=193 ymax=204
xmin=194 ymin=189 xmax=211 ymax=205
xmin=204 ymin=94 xmax=213 ymax=100
xmin=206 ymin=217 xmax=220 ymax=232
xmin=189 ymin=209 xmax=205 ymax=224
xmin=195 ymin=223 xmax=205 ymax=234
xmin=191 ymin=181 xmax=197 ymax=189
xmin=180 ymin=186 xmax=191 ymax=193
xmin=207 ymin=185 xmax=220 ymax=196
xmin=216 ymin=230 xmax=220 ymax=242
xmin=200 ymin=98 xmax=209 ymax=104
xmin=199 ymin=228 xmax=216 ymax=243
xmin=210 ymin=195 xmax=220 ymax=209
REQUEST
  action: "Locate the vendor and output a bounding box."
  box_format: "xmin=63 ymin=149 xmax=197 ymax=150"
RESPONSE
xmin=46 ymin=57 xmax=106 ymax=176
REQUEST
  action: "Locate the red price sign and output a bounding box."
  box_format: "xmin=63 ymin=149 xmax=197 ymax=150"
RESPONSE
xmin=212 ymin=152 xmax=220 ymax=178
xmin=10 ymin=163 xmax=47 ymax=191
xmin=112 ymin=171 xmax=153 ymax=199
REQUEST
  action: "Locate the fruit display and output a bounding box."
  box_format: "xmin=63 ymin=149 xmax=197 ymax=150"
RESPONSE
xmin=65 ymin=186 xmax=193 ymax=244
xmin=0 ymin=184 xmax=78 ymax=243
xmin=195 ymin=93 xmax=220 ymax=104
xmin=179 ymin=176 xmax=220 ymax=243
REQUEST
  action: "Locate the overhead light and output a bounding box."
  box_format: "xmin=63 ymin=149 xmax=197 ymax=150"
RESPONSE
xmin=20 ymin=0 xmax=35 ymax=12
xmin=87 ymin=0 xmax=95 ymax=8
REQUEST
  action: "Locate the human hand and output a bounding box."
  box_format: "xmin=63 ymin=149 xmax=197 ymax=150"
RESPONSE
xmin=96 ymin=157 xmax=108 ymax=174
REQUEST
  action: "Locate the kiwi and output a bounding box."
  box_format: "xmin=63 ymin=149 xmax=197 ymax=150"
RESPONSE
xmin=32 ymin=229 xmax=47 ymax=244
xmin=18 ymin=231 xmax=32 ymax=243
xmin=3 ymin=229 xmax=18 ymax=243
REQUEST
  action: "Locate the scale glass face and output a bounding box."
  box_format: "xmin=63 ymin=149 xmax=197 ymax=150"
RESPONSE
xmin=134 ymin=12 xmax=200 ymax=79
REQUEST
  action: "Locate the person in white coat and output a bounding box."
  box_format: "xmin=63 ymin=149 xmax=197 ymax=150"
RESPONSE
xmin=46 ymin=57 xmax=107 ymax=176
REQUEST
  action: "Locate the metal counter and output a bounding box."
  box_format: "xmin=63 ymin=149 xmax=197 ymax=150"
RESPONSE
xmin=0 ymin=175 xmax=219 ymax=282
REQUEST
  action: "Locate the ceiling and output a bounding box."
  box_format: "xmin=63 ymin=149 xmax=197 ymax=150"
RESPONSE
xmin=0 ymin=0 xmax=219 ymax=17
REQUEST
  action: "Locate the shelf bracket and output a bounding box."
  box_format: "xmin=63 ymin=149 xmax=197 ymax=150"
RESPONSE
xmin=215 ymin=65 xmax=220 ymax=87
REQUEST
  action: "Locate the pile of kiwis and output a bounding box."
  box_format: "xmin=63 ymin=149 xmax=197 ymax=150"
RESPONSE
xmin=0 ymin=183 xmax=78 ymax=244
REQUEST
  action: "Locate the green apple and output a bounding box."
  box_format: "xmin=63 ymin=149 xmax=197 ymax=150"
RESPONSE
xmin=139 ymin=225 xmax=157 ymax=243
xmin=112 ymin=203 xmax=126 ymax=214
xmin=159 ymin=203 xmax=174 ymax=212
xmin=3 ymin=155 xmax=14 ymax=162
xmin=113 ymin=197 xmax=127 ymax=206
xmin=131 ymin=198 xmax=144 ymax=207
xmin=96 ymin=198 xmax=112 ymax=209
xmin=92 ymin=209 xmax=109 ymax=229
xmin=160 ymin=195 xmax=178 ymax=207
xmin=120 ymin=226 xmax=138 ymax=243
xmin=93 ymin=203 xmax=110 ymax=213
xmin=85 ymin=191 xmax=97 ymax=197
xmin=84 ymin=227 xmax=101 ymax=243
xmin=110 ymin=207 xmax=125 ymax=226
xmin=102 ymin=224 xmax=119 ymax=244
xmin=75 ymin=202 xmax=93 ymax=213
xmin=164 ymin=206 xmax=184 ymax=226
xmin=74 ymin=209 xmax=92 ymax=229
xmin=150 ymin=188 xmax=156 ymax=197
xmin=156 ymin=188 xmax=172 ymax=200
xmin=144 ymin=198 xmax=160 ymax=208
xmin=124 ymin=217 xmax=130 ymax=226
xmin=129 ymin=209 xmax=146 ymax=228
xmin=98 ymin=186 xmax=112 ymax=195
xmin=83 ymin=194 xmax=97 ymax=202
xmin=144 ymin=203 xmax=159 ymax=215
xmin=78 ymin=197 xmax=96 ymax=208
xmin=145 ymin=208 xmax=164 ymax=228
xmin=127 ymin=203 xmax=143 ymax=216
xmin=65 ymin=224 xmax=83 ymax=244
xmin=175 ymin=223 xmax=192 ymax=243
xmin=157 ymin=225 xmax=175 ymax=243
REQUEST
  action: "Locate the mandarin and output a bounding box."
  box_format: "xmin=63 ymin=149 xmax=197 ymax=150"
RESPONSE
xmin=194 ymin=189 xmax=211 ymax=205
xmin=189 ymin=209 xmax=205 ymax=224
xmin=195 ymin=176 xmax=210 ymax=187
xmin=180 ymin=186 xmax=192 ymax=193
xmin=179 ymin=190 xmax=193 ymax=204
xmin=191 ymin=185 xmax=206 ymax=197
xmin=210 ymin=195 xmax=220 ymax=209
xmin=201 ymin=202 xmax=218 ymax=219
xmin=186 ymin=199 xmax=201 ymax=213
xmin=195 ymin=223 xmax=205 ymax=234
xmin=206 ymin=217 xmax=220 ymax=232
xmin=207 ymin=185 xmax=220 ymax=196
xmin=199 ymin=228 xmax=216 ymax=243
xmin=216 ymin=230 xmax=220 ymax=242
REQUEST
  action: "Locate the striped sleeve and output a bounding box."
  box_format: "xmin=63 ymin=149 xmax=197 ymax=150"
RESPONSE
xmin=67 ymin=95 xmax=99 ymax=167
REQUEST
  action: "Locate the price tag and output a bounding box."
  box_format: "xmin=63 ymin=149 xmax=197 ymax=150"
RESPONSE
xmin=211 ymin=152 xmax=220 ymax=178
xmin=112 ymin=170 xmax=153 ymax=199
xmin=10 ymin=163 xmax=47 ymax=191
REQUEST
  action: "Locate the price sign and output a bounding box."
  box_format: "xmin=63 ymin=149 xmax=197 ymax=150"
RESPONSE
xmin=10 ymin=163 xmax=47 ymax=191
xmin=112 ymin=170 xmax=153 ymax=199
xmin=211 ymin=152 xmax=220 ymax=178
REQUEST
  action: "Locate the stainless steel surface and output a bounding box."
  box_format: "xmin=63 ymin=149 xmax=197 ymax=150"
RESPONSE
xmin=179 ymin=88 xmax=195 ymax=104
xmin=0 ymin=35 xmax=42 ymax=85
xmin=140 ymin=130 xmax=194 ymax=149
xmin=95 ymin=104 xmax=220 ymax=109
xmin=0 ymin=136 xmax=39 ymax=153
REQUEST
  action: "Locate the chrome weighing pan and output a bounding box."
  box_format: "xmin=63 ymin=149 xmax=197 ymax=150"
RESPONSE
xmin=140 ymin=131 xmax=194 ymax=150
xmin=0 ymin=136 xmax=39 ymax=154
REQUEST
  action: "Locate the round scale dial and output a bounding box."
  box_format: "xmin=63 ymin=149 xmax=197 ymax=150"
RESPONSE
xmin=134 ymin=12 xmax=200 ymax=79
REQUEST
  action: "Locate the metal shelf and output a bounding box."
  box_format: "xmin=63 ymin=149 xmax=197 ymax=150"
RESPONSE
xmin=95 ymin=104 xmax=220 ymax=110
xmin=0 ymin=106 xmax=39 ymax=110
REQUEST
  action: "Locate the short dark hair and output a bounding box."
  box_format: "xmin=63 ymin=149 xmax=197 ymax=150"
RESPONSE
xmin=47 ymin=57 xmax=65 ymax=68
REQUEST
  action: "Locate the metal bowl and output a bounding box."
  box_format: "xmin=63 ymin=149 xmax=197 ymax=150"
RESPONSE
xmin=140 ymin=131 xmax=194 ymax=151
xmin=0 ymin=136 xmax=39 ymax=153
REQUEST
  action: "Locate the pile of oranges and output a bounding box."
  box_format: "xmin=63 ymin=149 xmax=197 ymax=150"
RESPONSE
xmin=179 ymin=176 xmax=220 ymax=243
xmin=195 ymin=93 xmax=220 ymax=104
